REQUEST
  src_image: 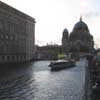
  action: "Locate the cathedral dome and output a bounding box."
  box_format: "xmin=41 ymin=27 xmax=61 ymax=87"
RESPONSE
xmin=73 ymin=17 xmax=89 ymax=32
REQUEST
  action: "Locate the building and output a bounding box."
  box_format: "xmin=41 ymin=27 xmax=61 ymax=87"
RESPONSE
xmin=34 ymin=45 xmax=62 ymax=60
xmin=0 ymin=1 xmax=35 ymax=63
xmin=62 ymin=17 xmax=94 ymax=56
xmin=62 ymin=28 xmax=69 ymax=53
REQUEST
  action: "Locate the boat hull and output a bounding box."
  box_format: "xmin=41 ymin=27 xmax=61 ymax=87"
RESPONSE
xmin=49 ymin=60 xmax=75 ymax=71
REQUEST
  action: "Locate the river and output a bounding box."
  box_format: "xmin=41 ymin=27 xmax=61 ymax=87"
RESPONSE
xmin=0 ymin=59 xmax=87 ymax=100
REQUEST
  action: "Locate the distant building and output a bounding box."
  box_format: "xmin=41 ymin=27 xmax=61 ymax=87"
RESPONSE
xmin=0 ymin=1 xmax=35 ymax=63
xmin=34 ymin=45 xmax=62 ymax=60
xmin=62 ymin=17 xmax=94 ymax=54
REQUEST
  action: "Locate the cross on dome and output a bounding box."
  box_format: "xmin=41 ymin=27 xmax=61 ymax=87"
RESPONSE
xmin=80 ymin=16 xmax=82 ymax=21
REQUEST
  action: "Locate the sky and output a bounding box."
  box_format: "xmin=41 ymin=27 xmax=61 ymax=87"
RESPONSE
xmin=2 ymin=0 xmax=100 ymax=47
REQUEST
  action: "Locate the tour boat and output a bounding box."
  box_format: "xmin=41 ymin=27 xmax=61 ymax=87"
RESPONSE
xmin=48 ymin=60 xmax=75 ymax=71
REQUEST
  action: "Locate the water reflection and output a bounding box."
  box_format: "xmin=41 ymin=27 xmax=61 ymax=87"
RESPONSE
xmin=0 ymin=60 xmax=86 ymax=100
xmin=0 ymin=64 xmax=36 ymax=100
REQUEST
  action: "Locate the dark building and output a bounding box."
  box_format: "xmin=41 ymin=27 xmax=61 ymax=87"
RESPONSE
xmin=62 ymin=17 xmax=94 ymax=54
xmin=0 ymin=1 xmax=35 ymax=63
xmin=62 ymin=28 xmax=69 ymax=53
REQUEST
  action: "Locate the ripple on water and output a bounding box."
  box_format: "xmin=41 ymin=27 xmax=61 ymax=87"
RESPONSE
xmin=0 ymin=60 xmax=86 ymax=100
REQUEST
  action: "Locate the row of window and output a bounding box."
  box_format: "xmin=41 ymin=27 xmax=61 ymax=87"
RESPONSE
xmin=1 ymin=55 xmax=27 ymax=61
xmin=0 ymin=34 xmax=17 ymax=40
xmin=0 ymin=35 xmax=27 ymax=47
xmin=0 ymin=34 xmax=30 ymax=44
xmin=74 ymin=29 xmax=88 ymax=32
xmin=0 ymin=19 xmax=34 ymax=34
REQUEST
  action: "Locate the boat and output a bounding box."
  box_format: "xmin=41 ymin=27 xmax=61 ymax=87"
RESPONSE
xmin=48 ymin=60 xmax=75 ymax=71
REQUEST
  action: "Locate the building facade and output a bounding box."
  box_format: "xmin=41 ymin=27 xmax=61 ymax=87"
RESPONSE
xmin=62 ymin=17 xmax=94 ymax=55
xmin=0 ymin=1 xmax=35 ymax=63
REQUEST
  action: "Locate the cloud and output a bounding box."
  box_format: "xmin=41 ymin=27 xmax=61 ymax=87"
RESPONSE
xmin=80 ymin=0 xmax=100 ymax=18
xmin=83 ymin=11 xmax=100 ymax=18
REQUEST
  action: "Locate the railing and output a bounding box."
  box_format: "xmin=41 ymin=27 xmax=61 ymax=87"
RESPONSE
xmin=85 ymin=60 xmax=100 ymax=100
xmin=84 ymin=60 xmax=92 ymax=100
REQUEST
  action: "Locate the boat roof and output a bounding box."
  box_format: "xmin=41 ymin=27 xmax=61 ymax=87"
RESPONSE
xmin=51 ymin=60 xmax=68 ymax=63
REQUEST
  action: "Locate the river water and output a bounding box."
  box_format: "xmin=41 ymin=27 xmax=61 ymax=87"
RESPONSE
xmin=0 ymin=59 xmax=87 ymax=100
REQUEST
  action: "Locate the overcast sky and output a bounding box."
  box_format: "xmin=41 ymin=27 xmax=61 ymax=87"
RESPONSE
xmin=2 ymin=0 xmax=100 ymax=47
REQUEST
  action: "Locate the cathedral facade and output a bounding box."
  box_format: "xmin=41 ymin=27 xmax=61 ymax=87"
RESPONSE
xmin=62 ymin=18 xmax=94 ymax=54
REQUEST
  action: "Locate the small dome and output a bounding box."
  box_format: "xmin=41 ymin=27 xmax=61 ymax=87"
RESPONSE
xmin=73 ymin=18 xmax=89 ymax=32
xmin=63 ymin=28 xmax=68 ymax=33
xmin=62 ymin=28 xmax=69 ymax=40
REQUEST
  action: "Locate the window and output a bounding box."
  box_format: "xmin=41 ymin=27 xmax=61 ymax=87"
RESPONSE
xmin=6 ymin=35 xmax=8 ymax=39
xmin=0 ymin=20 xmax=4 ymax=30
xmin=2 ymin=56 xmax=5 ymax=60
xmin=1 ymin=34 xmax=3 ymax=38
xmin=7 ymin=56 xmax=10 ymax=60
xmin=10 ymin=36 xmax=13 ymax=40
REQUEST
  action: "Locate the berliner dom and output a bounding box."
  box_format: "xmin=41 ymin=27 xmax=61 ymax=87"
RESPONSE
xmin=62 ymin=17 xmax=94 ymax=56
